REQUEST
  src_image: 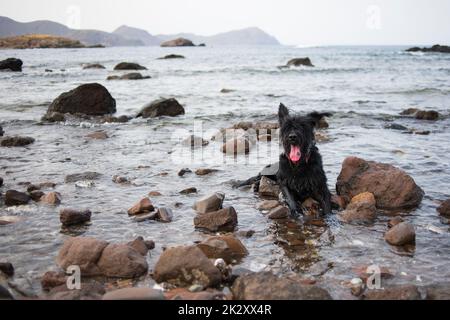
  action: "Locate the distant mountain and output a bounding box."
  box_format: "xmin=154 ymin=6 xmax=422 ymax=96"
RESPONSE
xmin=0 ymin=16 xmax=143 ymax=46
xmin=113 ymin=25 xmax=160 ymax=46
xmin=0 ymin=16 xmax=281 ymax=47
xmin=156 ymin=27 xmax=280 ymax=46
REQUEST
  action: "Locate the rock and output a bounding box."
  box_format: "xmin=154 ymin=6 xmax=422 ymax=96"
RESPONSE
xmin=0 ymin=285 xmax=14 ymax=300
xmin=197 ymin=235 xmax=248 ymax=264
xmin=0 ymin=136 xmax=34 ymax=147
xmin=0 ymin=262 xmax=14 ymax=277
xmin=47 ymin=281 xmax=105 ymax=300
xmin=102 ymin=287 xmax=165 ymax=300
xmin=102 ymin=115 xmax=131 ymax=123
xmin=38 ymin=182 xmax=57 ymax=189
xmin=41 ymin=271 xmax=67 ymax=291
xmin=108 ymin=72 xmax=151 ymax=80
xmin=257 ymin=200 xmax=280 ymax=211
xmin=137 ymin=98 xmax=185 ymax=118
xmin=400 ymin=108 xmax=440 ymax=120
xmin=287 ymin=57 xmax=314 ymax=67
xmin=336 ymin=157 xmax=424 ymax=211
xmin=331 ymin=194 xmax=346 ymax=209
xmin=40 ymin=192 xmax=62 ymax=205
xmin=406 ymin=44 xmax=450 ymax=53
xmin=60 ymin=208 xmax=92 ymax=226
xmin=267 ymin=206 xmax=289 ymax=219
xmin=29 ymin=190 xmax=45 ymax=201
xmin=338 ymin=192 xmax=377 ymax=224
xmin=45 ymin=83 xmax=116 ymax=116
xmin=182 ymin=135 xmax=209 ymax=147
xmin=194 ymin=207 xmax=238 ymax=232
xmin=127 ymin=237 xmax=153 ymax=256
xmin=133 ymin=212 xmax=157 ymax=222
xmin=350 ymin=278 xmax=364 ymax=296
xmin=437 ymin=199 xmax=450 ymax=217
xmin=128 ymin=198 xmax=155 ymax=215
xmin=113 ymin=62 xmax=147 ymax=70
xmin=44 ymin=112 xmax=66 ymax=122
xmin=385 ymin=123 xmax=408 ymax=130
xmin=236 ymin=230 xmax=255 ymax=238
xmin=97 ymin=244 xmax=148 ymax=278
xmin=259 ymin=176 xmax=280 ymax=199
xmin=231 ymin=272 xmax=331 ymax=300
xmin=56 ymin=237 xmax=109 ymax=276
xmin=164 ymin=288 xmax=225 ymax=300
xmin=148 ymin=191 xmax=162 ymax=196
xmin=112 ymin=175 xmax=129 ymax=184
xmin=180 ymin=187 xmax=197 ymax=194
xmin=65 ymin=172 xmax=102 ymax=183
xmin=83 ymin=63 xmax=105 ymax=69
xmin=388 ymin=216 xmax=404 ymax=228
xmin=5 ymin=190 xmax=30 ymax=206
xmin=221 ymin=138 xmax=250 ymax=155
xmin=86 ymin=131 xmax=109 ymax=139
xmin=352 ymin=265 xmax=393 ymax=282
xmin=301 ymin=198 xmax=321 ymax=216
xmin=153 ymin=245 xmax=221 ymax=287
xmin=160 ymin=38 xmax=195 ymax=47
xmin=158 ymin=54 xmax=185 ymax=59
xmin=0 ymin=58 xmax=23 ymax=71
xmin=106 ymin=75 xmax=120 ymax=80
xmin=195 ymin=168 xmax=217 ymax=176
xmin=363 ymin=285 xmax=421 ymax=300
xmin=220 ymin=88 xmax=235 ymax=93
xmin=384 ymin=222 xmax=416 ymax=246
xmin=0 ymin=216 xmax=24 ymax=225
xmin=424 ymin=283 xmax=450 ymax=300
xmin=178 ymin=168 xmax=192 ymax=176
xmin=193 ymin=192 xmax=224 ymax=213
xmin=0 ymin=126 xmax=4 ymax=136
xmin=155 ymin=207 xmax=173 ymax=223
xmin=0 ymin=176 xmax=3 ymax=186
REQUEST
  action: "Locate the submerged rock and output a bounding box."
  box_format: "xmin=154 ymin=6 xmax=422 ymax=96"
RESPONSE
xmin=45 ymin=83 xmax=116 ymax=117
xmin=286 ymin=57 xmax=314 ymax=67
xmin=336 ymin=157 xmax=424 ymax=211
xmin=158 ymin=54 xmax=185 ymax=59
xmin=0 ymin=58 xmax=23 ymax=71
xmin=160 ymin=38 xmax=195 ymax=47
xmin=363 ymin=285 xmax=420 ymax=300
xmin=180 ymin=187 xmax=197 ymax=194
xmin=137 ymin=98 xmax=185 ymax=118
xmin=102 ymin=287 xmax=165 ymax=300
xmin=424 ymin=283 xmax=450 ymax=300
xmin=65 ymin=172 xmax=102 ymax=183
xmin=231 ymin=272 xmax=331 ymax=300
xmin=338 ymin=192 xmax=377 ymax=224
xmin=406 ymin=44 xmax=450 ymax=54
xmin=60 ymin=208 xmax=92 ymax=226
xmin=0 ymin=136 xmax=35 ymax=147
xmin=83 ymin=63 xmax=105 ymax=69
xmin=86 ymin=131 xmax=109 ymax=140
xmin=400 ymin=108 xmax=440 ymax=120
xmin=437 ymin=199 xmax=450 ymax=218
xmin=113 ymin=62 xmax=147 ymax=70
xmin=153 ymin=245 xmax=221 ymax=287
xmin=197 ymin=235 xmax=248 ymax=264
xmin=193 ymin=192 xmax=224 ymax=213
xmin=384 ymin=222 xmax=416 ymax=246
xmin=155 ymin=207 xmax=173 ymax=223
xmin=194 ymin=207 xmax=238 ymax=232
xmin=195 ymin=168 xmax=217 ymax=176
xmin=107 ymin=72 xmax=151 ymax=80
xmin=5 ymin=190 xmax=30 ymax=206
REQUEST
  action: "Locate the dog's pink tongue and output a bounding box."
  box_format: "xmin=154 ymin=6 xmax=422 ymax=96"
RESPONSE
xmin=289 ymin=145 xmax=301 ymax=162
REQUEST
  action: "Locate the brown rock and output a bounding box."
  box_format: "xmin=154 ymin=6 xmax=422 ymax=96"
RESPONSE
xmin=180 ymin=187 xmax=197 ymax=194
xmin=267 ymin=206 xmax=288 ymax=219
xmin=164 ymin=288 xmax=225 ymax=300
xmin=86 ymin=131 xmax=109 ymax=139
xmin=352 ymin=265 xmax=394 ymax=282
xmin=388 ymin=216 xmax=404 ymax=228
xmin=193 ymin=192 xmax=224 ymax=213
xmin=286 ymin=57 xmax=314 ymax=67
xmin=415 ymin=110 xmax=439 ymax=120
xmin=113 ymin=62 xmax=147 ymax=70
xmin=221 ymin=138 xmax=250 ymax=155
xmin=112 ymin=175 xmax=129 ymax=184
xmin=160 ymin=38 xmax=195 ymax=47
xmin=127 ymin=237 xmax=151 ymax=256
xmin=194 ymin=207 xmax=238 ymax=232
xmin=336 ymin=157 xmax=424 ymax=211
xmin=47 ymin=281 xmax=105 ymax=300
xmin=128 ymin=197 xmax=155 ymax=215
xmin=0 ymin=216 xmax=24 ymax=225
xmin=259 ymin=176 xmax=280 ymax=199
xmin=195 ymin=168 xmax=217 ymax=176
xmin=148 ymin=191 xmax=162 ymax=196
xmin=197 ymin=235 xmax=248 ymax=264
xmin=301 ymin=198 xmax=321 ymax=216
xmin=1 ymin=136 xmax=35 ymax=147
xmin=338 ymin=192 xmax=376 ymax=224
xmin=425 ymin=283 xmax=450 ymax=300
xmin=231 ymin=272 xmax=331 ymax=300
xmin=5 ymin=190 xmax=30 ymax=206
xmin=178 ymin=168 xmax=192 ymax=176
xmin=83 ymin=63 xmax=105 ymax=69
xmin=363 ymin=285 xmax=420 ymax=300
xmin=97 ymin=244 xmax=148 ymax=278
xmin=384 ymin=222 xmax=416 ymax=246
xmin=40 ymin=192 xmax=62 ymax=205
xmin=41 ymin=271 xmax=67 ymax=291
xmin=137 ymin=98 xmax=185 ymax=118
xmin=60 ymin=208 xmax=91 ymax=226
xmin=102 ymin=287 xmax=165 ymax=300
xmin=437 ymin=199 xmax=450 ymax=218
xmin=236 ymin=230 xmax=255 ymax=238
xmin=153 ymin=245 xmax=221 ymax=287
xmin=155 ymin=207 xmax=173 ymax=223
xmin=257 ymin=200 xmax=280 ymax=210
xmin=133 ymin=212 xmax=157 ymax=222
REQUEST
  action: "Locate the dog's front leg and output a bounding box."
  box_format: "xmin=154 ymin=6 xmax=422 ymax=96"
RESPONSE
xmin=281 ymin=185 xmax=300 ymax=217
xmin=316 ymin=190 xmax=332 ymax=215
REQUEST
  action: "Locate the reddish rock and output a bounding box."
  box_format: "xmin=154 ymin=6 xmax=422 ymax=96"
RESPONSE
xmin=363 ymin=285 xmax=421 ymax=300
xmin=97 ymin=243 xmax=148 ymax=278
xmin=331 ymin=194 xmax=346 ymax=209
xmin=388 ymin=216 xmax=404 ymax=228
xmin=128 ymin=197 xmax=155 ymax=215
xmin=338 ymin=192 xmax=376 ymax=224
xmin=267 ymin=206 xmax=288 ymax=219
xmin=155 ymin=207 xmax=173 ymax=223
xmin=336 ymin=157 xmax=424 ymax=211
xmin=102 ymin=287 xmax=164 ymax=300
xmin=193 ymin=192 xmax=224 ymax=213
xmin=164 ymin=288 xmax=226 ymax=300
xmin=197 ymin=235 xmax=248 ymax=264
xmin=257 ymin=200 xmax=280 ymax=211
xmin=60 ymin=208 xmax=91 ymax=226
xmin=40 ymin=192 xmax=62 ymax=205
xmin=41 ymin=271 xmax=67 ymax=291
xmin=437 ymin=199 xmax=450 ymax=218
xmin=194 ymin=207 xmax=238 ymax=232
xmin=384 ymin=222 xmax=416 ymax=246
xmin=148 ymin=191 xmax=162 ymax=196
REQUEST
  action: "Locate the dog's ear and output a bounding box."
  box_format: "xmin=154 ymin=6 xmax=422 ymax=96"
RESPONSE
xmin=278 ymin=103 xmax=290 ymax=125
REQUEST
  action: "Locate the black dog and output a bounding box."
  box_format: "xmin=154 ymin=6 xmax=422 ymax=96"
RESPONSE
xmin=277 ymin=103 xmax=332 ymax=217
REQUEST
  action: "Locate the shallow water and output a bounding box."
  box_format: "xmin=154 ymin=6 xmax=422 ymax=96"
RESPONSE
xmin=0 ymin=45 xmax=449 ymax=299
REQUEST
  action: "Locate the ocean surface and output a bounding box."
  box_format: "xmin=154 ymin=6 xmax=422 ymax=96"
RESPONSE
xmin=0 ymin=45 xmax=449 ymax=298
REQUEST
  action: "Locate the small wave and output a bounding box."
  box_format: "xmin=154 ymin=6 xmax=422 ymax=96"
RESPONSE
xmin=376 ymin=88 xmax=450 ymax=95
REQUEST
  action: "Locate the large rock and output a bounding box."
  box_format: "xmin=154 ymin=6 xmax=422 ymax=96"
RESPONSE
xmin=0 ymin=58 xmax=23 ymax=71
xmin=102 ymin=287 xmax=165 ymax=300
xmin=437 ymin=199 xmax=450 ymax=218
xmin=153 ymin=246 xmax=221 ymax=287
xmin=45 ymin=83 xmax=116 ymax=117
xmin=287 ymin=57 xmax=314 ymax=67
xmin=160 ymin=38 xmax=195 ymax=47
xmin=56 ymin=237 xmax=148 ymax=278
xmin=41 ymin=271 xmax=67 ymax=291
xmin=259 ymin=176 xmax=280 ymax=199
xmin=113 ymin=62 xmax=147 ymax=70
xmin=60 ymin=208 xmax=92 ymax=226
xmin=336 ymin=157 xmax=424 ymax=211
xmin=363 ymin=285 xmax=421 ymax=300
xmin=5 ymin=190 xmax=30 ymax=206
xmin=406 ymin=44 xmax=450 ymax=54
xmin=384 ymin=222 xmax=416 ymax=246
xmin=231 ymin=272 xmax=331 ymax=300
xmin=193 ymin=192 xmax=224 ymax=214
xmin=194 ymin=207 xmax=238 ymax=232
xmin=338 ymin=192 xmax=377 ymax=224
xmin=137 ymin=98 xmax=185 ymax=118
xmin=197 ymin=235 xmax=248 ymax=264
xmin=0 ymin=136 xmax=34 ymax=147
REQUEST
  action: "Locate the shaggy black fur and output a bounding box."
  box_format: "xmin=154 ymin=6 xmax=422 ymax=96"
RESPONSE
xmin=277 ymin=103 xmax=332 ymax=217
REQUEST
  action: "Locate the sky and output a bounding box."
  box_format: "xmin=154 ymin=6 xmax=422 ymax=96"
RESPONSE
xmin=1 ymin=0 xmax=450 ymax=45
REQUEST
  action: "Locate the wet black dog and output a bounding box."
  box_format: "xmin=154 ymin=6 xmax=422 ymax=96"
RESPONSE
xmin=277 ymin=103 xmax=332 ymax=216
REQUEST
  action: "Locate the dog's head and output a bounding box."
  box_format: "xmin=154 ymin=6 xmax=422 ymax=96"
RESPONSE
xmin=278 ymin=103 xmax=326 ymax=165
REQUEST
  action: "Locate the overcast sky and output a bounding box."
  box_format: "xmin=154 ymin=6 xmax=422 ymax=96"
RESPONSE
xmin=1 ymin=0 xmax=450 ymax=45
